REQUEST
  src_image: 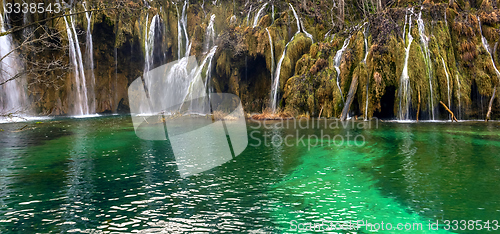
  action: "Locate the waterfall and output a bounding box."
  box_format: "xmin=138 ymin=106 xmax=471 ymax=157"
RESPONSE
xmin=204 ymin=14 xmax=216 ymax=53
xmin=0 ymin=12 xmax=27 ymax=115
xmin=272 ymin=4 xmax=275 ymax=22
xmin=289 ymin=3 xmax=313 ymax=42
xmin=83 ymin=2 xmax=96 ymax=113
xmin=363 ymin=23 xmax=369 ymax=63
xmin=478 ymin=17 xmax=500 ymax=81
xmin=334 ymin=37 xmax=350 ymax=103
xmin=398 ymin=8 xmax=413 ymax=120
xmin=253 ymin=3 xmax=268 ymax=28
xmin=270 ymin=4 xmax=314 ymax=112
xmin=289 ymin=4 xmax=301 ymax=34
xmin=271 ymin=44 xmax=288 ymax=112
xmin=441 ymin=58 xmax=451 ymax=112
xmin=266 ymin=28 xmax=275 ymax=84
xmin=142 ymin=46 xmax=218 ymax=116
xmin=22 ymin=12 xmax=32 ymax=41
xmin=271 ymin=31 xmax=300 ymax=112
xmin=177 ymin=0 xmax=190 ymax=58
xmin=417 ymin=10 xmax=435 ymax=120
xmin=64 ymin=11 xmax=90 ymax=116
xmin=148 ymin=15 xmax=160 ymax=68
xmin=246 ymin=5 xmax=252 ymax=26
xmin=144 ymin=14 xmax=160 ymax=94
xmin=182 ymin=46 xmax=218 ymax=114
xmin=138 ymin=18 xmax=219 ymax=116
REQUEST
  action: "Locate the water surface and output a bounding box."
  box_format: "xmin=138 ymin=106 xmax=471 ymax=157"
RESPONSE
xmin=0 ymin=116 xmax=499 ymax=233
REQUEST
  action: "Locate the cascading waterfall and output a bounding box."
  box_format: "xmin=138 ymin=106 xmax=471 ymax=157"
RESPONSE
xmin=22 ymin=12 xmax=32 ymax=41
xmin=177 ymin=0 xmax=191 ymax=58
xmin=271 ymin=31 xmax=300 ymax=112
xmin=83 ymin=2 xmax=96 ymax=113
xmin=203 ymin=14 xmax=217 ymax=106
xmin=398 ymin=8 xmax=414 ymax=120
xmin=142 ymin=11 xmax=218 ymax=116
xmin=272 ymin=4 xmax=275 ymax=22
xmin=441 ymin=58 xmax=451 ymax=112
xmin=417 ymin=10 xmax=435 ymax=120
xmin=0 ymin=12 xmax=28 ymax=115
xmin=271 ymin=4 xmax=310 ymax=112
xmin=363 ymin=23 xmax=369 ymax=63
xmin=271 ymin=43 xmax=288 ymax=112
xmin=246 ymin=5 xmax=252 ymax=26
xmin=145 ymin=14 xmax=160 ymax=72
xmin=64 ymin=11 xmax=90 ymax=116
xmin=289 ymin=4 xmax=313 ymax=42
xmin=334 ymin=37 xmax=350 ymax=103
xmin=253 ymin=3 xmax=268 ymax=28
xmin=266 ymin=28 xmax=275 ymax=85
xmin=204 ymin=14 xmax=216 ymax=52
xmin=143 ymin=14 xmax=160 ymax=98
xmin=478 ymin=17 xmax=500 ymax=81
xmin=182 ymin=46 xmax=218 ymax=114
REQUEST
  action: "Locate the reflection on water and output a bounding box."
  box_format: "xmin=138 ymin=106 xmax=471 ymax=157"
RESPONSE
xmin=0 ymin=116 xmax=499 ymax=233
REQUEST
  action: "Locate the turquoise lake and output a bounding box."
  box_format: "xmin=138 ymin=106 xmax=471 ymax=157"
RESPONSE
xmin=0 ymin=116 xmax=499 ymax=233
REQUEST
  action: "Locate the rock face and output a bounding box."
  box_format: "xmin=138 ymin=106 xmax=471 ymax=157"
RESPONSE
xmin=4 ymin=0 xmax=500 ymax=120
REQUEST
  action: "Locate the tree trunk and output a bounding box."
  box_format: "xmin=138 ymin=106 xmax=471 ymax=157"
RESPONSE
xmin=341 ymin=75 xmax=358 ymax=120
xmin=486 ymin=86 xmax=497 ymax=121
xmin=440 ymin=101 xmax=458 ymax=122
xmin=417 ymin=89 xmax=421 ymax=122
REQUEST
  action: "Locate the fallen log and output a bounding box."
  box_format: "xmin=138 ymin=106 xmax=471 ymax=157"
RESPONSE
xmin=486 ymin=86 xmax=497 ymax=122
xmin=439 ymin=101 xmax=458 ymax=122
xmin=417 ymin=89 xmax=421 ymax=122
xmin=340 ymin=75 xmax=358 ymax=121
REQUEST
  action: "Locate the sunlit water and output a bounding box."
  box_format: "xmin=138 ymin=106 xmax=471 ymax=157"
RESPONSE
xmin=0 ymin=116 xmax=499 ymax=233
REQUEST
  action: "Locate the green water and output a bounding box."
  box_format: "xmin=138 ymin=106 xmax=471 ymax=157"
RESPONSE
xmin=0 ymin=116 xmax=499 ymax=233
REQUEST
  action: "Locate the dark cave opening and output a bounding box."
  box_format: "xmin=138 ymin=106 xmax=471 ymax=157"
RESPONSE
xmin=373 ymin=85 xmax=396 ymax=119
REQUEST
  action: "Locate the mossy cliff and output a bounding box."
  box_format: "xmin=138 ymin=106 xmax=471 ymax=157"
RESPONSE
xmin=5 ymin=0 xmax=500 ymax=119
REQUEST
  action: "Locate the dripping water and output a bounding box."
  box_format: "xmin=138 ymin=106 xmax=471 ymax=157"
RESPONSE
xmin=204 ymin=14 xmax=216 ymax=53
xmin=334 ymin=37 xmax=350 ymax=103
xmin=442 ymin=57 xmax=451 ymax=119
xmin=176 ymin=1 xmax=190 ymax=58
xmin=253 ymin=3 xmax=268 ymax=28
xmin=271 ymin=34 xmax=297 ymax=112
xmin=398 ymin=8 xmax=414 ymax=120
xmin=417 ymin=10 xmax=435 ymax=120
xmin=83 ymin=2 xmax=96 ymax=113
xmin=0 ymin=11 xmax=28 ymax=115
xmin=478 ymin=16 xmax=500 ymax=81
xmin=266 ymin=28 xmax=275 ymax=83
xmin=289 ymin=3 xmax=313 ymax=42
xmin=246 ymin=5 xmax=253 ymax=26
xmin=64 ymin=11 xmax=89 ymax=116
